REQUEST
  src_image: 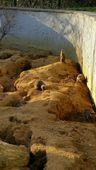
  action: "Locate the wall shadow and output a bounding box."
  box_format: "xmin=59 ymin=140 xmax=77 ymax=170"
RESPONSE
xmin=0 ymin=10 xmax=77 ymax=61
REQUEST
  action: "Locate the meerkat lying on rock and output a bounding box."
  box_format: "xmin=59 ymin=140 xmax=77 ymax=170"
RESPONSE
xmin=34 ymin=80 xmax=46 ymax=91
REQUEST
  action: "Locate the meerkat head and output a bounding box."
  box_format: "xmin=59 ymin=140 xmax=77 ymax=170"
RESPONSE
xmin=76 ymin=74 xmax=86 ymax=83
xmin=41 ymin=84 xmax=46 ymax=91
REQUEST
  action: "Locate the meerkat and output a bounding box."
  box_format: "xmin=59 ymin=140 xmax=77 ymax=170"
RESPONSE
xmin=83 ymin=108 xmax=96 ymax=122
xmin=0 ymin=84 xmax=4 ymax=93
xmin=76 ymin=74 xmax=87 ymax=83
xmin=60 ymin=49 xmax=65 ymax=63
xmin=34 ymin=80 xmax=46 ymax=91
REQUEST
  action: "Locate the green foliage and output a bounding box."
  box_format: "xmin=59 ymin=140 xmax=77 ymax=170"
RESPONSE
xmin=0 ymin=0 xmax=96 ymax=9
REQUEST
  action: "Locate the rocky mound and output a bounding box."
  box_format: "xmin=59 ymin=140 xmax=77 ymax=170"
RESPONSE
xmin=0 ymin=49 xmax=96 ymax=170
xmin=15 ymin=59 xmax=95 ymax=122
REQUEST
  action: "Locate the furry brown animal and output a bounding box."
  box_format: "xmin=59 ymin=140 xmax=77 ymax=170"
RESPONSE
xmin=83 ymin=108 xmax=96 ymax=122
xmin=34 ymin=80 xmax=46 ymax=91
xmin=76 ymin=74 xmax=87 ymax=83
xmin=60 ymin=49 xmax=65 ymax=63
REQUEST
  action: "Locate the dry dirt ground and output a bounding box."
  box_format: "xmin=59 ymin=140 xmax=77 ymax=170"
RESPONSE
xmin=0 ymin=49 xmax=96 ymax=170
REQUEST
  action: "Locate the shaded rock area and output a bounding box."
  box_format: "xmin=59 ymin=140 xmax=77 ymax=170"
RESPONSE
xmin=0 ymin=122 xmax=32 ymax=146
xmin=0 ymin=92 xmax=26 ymax=107
xmin=0 ymin=50 xmax=20 ymax=59
xmin=29 ymin=150 xmax=47 ymax=170
xmin=0 ymin=49 xmax=96 ymax=170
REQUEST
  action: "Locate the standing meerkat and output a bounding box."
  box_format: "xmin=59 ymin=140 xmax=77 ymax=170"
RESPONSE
xmin=34 ymin=80 xmax=46 ymax=91
xmin=60 ymin=49 xmax=65 ymax=63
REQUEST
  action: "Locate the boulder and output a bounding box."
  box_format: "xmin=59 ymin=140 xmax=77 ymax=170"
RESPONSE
xmin=0 ymin=140 xmax=29 ymax=169
xmin=0 ymin=76 xmax=14 ymax=92
xmin=0 ymin=93 xmax=25 ymax=107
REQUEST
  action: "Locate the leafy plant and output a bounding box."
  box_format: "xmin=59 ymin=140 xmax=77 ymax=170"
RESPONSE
xmin=0 ymin=10 xmax=15 ymax=41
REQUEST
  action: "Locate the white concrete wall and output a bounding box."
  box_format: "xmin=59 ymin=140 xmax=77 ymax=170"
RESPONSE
xmin=0 ymin=8 xmax=96 ymax=104
xmin=73 ymin=13 xmax=96 ymax=104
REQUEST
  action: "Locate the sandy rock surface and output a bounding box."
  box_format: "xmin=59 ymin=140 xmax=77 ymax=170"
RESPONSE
xmin=0 ymin=49 xmax=96 ymax=170
xmin=0 ymin=140 xmax=29 ymax=169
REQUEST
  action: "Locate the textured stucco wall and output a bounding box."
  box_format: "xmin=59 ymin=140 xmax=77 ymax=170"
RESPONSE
xmin=0 ymin=8 xmax=96 ymax=104
xmin=75 ymin=13 xmax=96 ymax=105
